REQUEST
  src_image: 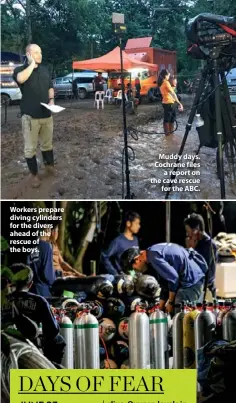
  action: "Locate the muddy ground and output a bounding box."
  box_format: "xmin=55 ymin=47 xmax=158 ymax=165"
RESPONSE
xmin=1 ymin=96 xmax=236 ymax=200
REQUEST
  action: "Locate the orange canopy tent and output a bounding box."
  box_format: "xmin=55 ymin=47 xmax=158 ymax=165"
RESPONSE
xmin=72 ymin=46 xmax=157 ymax=71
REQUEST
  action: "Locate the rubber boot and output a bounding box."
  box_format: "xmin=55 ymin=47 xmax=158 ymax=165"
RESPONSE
xmin=26 ymin=156 xmax=41 ymax=188
xmin=169 ymin=123 xmax=175 ymax=134
xmin=163 ymin=123 xmax=169 ymax=136
xmin=42 ymin=150 xmax=54 ymax=175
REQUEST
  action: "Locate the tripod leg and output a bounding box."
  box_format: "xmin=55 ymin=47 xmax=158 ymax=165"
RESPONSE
xmin=193 ymin=144 xmax=201 ymax=164
xmin=165 ymin=67 xmax=209 ymax=199
xmin=220 ymin=73 xmax=236 ymax=182
xmin=213 ymin=60 xmax=225 ymax=199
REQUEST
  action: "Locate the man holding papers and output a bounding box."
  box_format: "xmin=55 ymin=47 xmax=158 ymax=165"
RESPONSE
xmin=13 ymin=44 xmax=55 ymax=188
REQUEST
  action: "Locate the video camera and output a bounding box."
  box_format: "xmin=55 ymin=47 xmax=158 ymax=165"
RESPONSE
xmin=186 ymin=13 xmax=236 ymax=60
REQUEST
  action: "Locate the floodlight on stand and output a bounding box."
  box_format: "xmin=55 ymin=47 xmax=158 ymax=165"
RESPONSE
xmin=112 ymin=13 xmax=127 ymax=36
xmin=112 ymin=12 xmax=131 ymax=199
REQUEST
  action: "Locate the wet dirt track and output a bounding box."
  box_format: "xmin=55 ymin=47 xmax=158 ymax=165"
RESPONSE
xmin=1 ymin=97 xmax=236 ymax=200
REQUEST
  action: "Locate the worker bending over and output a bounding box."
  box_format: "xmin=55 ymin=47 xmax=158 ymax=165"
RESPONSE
xmin=121 ymin=243 xmax=208 ymax=313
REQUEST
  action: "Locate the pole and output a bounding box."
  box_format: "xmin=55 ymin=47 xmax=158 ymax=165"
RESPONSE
xmin=26 ymin=0 xmax=32 ymax=43
xmin=165 ymin=201 xmax=171 ymax=242
xmin=5 ymin=99 xmax=8 ymax=125
xmin=213 ymin=59 xmax=226 ymax=199
xmin=119 ymin=38 xmax=131 ymax=199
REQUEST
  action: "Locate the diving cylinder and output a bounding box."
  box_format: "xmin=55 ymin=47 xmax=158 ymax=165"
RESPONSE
xmin=212 ymin=299 xmax=220 ymax=321
xmin=74 ymin=311 xmax=100 ymax=368
xmin=135 ymin=275 xmax=159 ymax=299
xmin=222 ymin=303 xmax=236 ymax=341
xmin=59 ymin=314 xmax=74 ymax=369
xmin=129 ymin=307 xmax=150 ymax=369
xmin=183 ymin=303 xmax=200 ymax=369
xmin=194 ymin=303 xmax=216 ymax=368
xmin=118 ymin=317 xmax=129 ymax=340
xmin=172 ymin=303 xmax=187 ymax=369
xmin=149 ymin=306 xmax=168 ymax=369
xmin=115 ymin=275 xmax=135 ymax=296
xmin=99 ymin=318 xmax=116 ymax=342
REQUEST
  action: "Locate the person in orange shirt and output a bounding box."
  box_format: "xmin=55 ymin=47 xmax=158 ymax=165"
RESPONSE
xmin=158 ymin=69 xmax=183 ymax=135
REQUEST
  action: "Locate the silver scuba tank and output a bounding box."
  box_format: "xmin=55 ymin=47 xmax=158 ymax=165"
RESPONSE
xmin=59 ymin=314 xmax=74 ymax=369
xmin=74 ymin=310 xmax=100 ymax=368
xmin=129 ymin=307 xmax=150 ymax=369
xmin=172 ymin=303 xmax=187 ymax=369
xmin=149 ymin=306 xmax=168 ymax=369
xmin=222 ymin=303 xmax=236 ymax=341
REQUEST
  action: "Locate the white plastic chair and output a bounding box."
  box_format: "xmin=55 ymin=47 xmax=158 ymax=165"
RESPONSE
xmin=114 ymin=90 xmax=122 ymax=104
xmin=114 ymin=90 xmax=128 ymax=106
xmin=94 ymin=91 xmax=105 ymax=109
xmin=104 ymin=89 xmax=113 ymax=104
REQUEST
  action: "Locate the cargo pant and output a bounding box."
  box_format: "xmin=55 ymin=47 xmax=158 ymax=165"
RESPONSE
xmin=22 ymin=114 xmax=53 ymax=158
xmin=22 ymin=114 xmax=54 ymax=175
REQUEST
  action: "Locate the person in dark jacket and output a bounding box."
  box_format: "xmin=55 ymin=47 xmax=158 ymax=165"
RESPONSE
xmin=184 ymin=213 xmax=218 ymax=298
xmin=134 ymin=73 xmax=141 ymax=104
xmin=1 ymin=264 xmax=65 ymax=364
xmin=28 ymin=234 xmax=55 ymax=297
xmin=100 ymin=211 xmax=141 ymax=275
xmin=71 ymin=78 xmax=78 ymax=99
xmin=121 ymin=243 xmax=207 ymax=313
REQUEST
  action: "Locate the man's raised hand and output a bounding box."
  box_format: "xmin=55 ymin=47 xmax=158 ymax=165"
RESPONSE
xmin=26 ymin=52 xmax=36 ymax=66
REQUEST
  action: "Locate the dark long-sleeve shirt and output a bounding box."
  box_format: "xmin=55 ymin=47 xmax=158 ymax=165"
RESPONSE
xmin=146 ymin=243 xmax=207 ymax=292
xmin=195 ymin=233 xmax=218 ymax=287
xmin=101 ymin=234 xmax=139 ymax=275
xmin=2 ymin=291 xmax=59 ymax=339
xmin=28 ymin=240 xmax=55 ymax=297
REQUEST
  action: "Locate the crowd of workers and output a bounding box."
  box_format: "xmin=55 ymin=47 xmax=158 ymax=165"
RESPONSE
xmin=1 ymin=209 xmax=218 ymax=365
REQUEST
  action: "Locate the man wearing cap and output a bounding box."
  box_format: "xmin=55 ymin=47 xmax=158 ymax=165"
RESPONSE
xmin=121 ymin=243 xmax=208 ymax=313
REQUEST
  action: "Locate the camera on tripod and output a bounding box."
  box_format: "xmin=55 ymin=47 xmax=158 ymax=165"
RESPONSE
xmin=165 ymin=14 xmax=236 ymax=200
xmin=186 ymin=13 xmax=236 ymax=59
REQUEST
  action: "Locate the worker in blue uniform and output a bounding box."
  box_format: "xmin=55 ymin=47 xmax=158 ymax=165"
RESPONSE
xmin=100 ymin=211 xmax=141 ymax=275
xmin=1 ymin=263 xmax=65 ymax=365
xmin=28 ymin=237 xmax=55 ymax=297
xmin=121 ymin=243 xmax=208 ymax=313
xmin=184 ymin=213 xmax=218 ymax=298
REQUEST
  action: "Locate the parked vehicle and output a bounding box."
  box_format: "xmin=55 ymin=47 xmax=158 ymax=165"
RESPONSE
xmin=0 ymin=67 xmax=22 ymax=104
xmin=53 ymin=72 xmax=107 ymax=99
xmin=108 ymin=38 xmax=177 ymax=99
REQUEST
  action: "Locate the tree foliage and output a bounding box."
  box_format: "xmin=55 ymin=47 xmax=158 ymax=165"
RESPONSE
xmin=1 ymin=0 xmax=235 ymax=75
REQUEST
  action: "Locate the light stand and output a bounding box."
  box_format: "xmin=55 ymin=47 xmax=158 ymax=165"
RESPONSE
xmin=112 ymin=13 xmax=131 ymax=199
